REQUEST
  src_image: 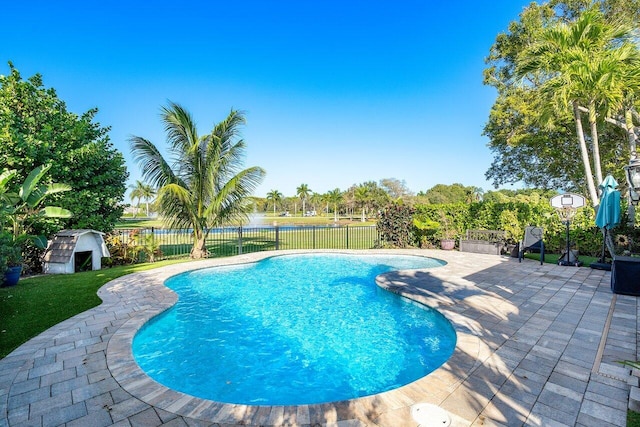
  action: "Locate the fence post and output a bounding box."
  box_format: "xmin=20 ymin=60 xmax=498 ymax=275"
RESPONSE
xmin=275 ymin=225 xmax=280 ymax=250
xmin=238 ymin=227 xmax=243 ymax=255
xmin=346 ymin=225 xmax=349 ymax=249
xmin=313 ymin=226 xmax=316 ymax=249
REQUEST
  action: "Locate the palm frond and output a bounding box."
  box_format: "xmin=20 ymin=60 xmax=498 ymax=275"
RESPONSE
xmin=129 ymin=136 xmax=179 ymax=189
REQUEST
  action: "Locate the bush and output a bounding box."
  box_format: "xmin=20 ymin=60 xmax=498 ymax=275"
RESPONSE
xmin=376 ymin=203 xmax=415 ymax=248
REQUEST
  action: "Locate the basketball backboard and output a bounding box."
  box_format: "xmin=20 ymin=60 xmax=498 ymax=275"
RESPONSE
xmin=550 ymin=193 xmax=586 ymax=209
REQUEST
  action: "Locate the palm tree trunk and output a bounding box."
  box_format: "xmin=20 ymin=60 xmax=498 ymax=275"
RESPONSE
xmin=625 ymin=108 xmax=638 ymax=224
xmin=588 ymin=102 xmax=603 ymax=186
xmin=191 ymin=228 xmax=208 ymax=259
xmin=625 ymin=109 xmax=638 ymax=154
xmin=573 ymin=101 xmax=599 ymax=206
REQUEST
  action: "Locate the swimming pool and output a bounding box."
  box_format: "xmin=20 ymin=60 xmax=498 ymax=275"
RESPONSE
xmin=133 ymin=253 xmax=456 ymax=405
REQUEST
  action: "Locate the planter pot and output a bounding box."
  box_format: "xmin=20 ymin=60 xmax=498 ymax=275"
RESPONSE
xmin=2 ymin=265 xmax=22 ymax=287
xmin=440 ymin=239 xmax=455 ymax=251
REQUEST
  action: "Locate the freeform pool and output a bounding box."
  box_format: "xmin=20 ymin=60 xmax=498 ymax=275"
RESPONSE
xmin=133 ymin=253 xmax=456 ymax=405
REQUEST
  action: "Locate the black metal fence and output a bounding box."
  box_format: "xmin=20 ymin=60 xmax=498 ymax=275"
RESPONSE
xmin=109 ymin=225 xmax=379 ymax=261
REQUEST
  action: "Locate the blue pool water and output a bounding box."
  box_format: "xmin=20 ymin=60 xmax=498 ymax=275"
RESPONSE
xmin=133 ymin=253 xmax=456 ymax=405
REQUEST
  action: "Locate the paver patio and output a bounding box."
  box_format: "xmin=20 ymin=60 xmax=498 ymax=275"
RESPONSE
xmin=0 ymin=249 xmax=637 ymax=426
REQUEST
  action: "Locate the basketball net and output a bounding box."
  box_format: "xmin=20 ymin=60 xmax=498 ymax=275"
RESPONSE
xmin=556 ymin=206 xmax=577 ymax=223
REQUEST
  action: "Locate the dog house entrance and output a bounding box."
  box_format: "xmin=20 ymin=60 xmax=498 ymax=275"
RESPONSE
xmin=74 ymin=251 xmax=93 ymax=272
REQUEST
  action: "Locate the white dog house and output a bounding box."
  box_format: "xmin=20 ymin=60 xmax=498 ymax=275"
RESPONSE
xmin=42 ymin=229 xmax=110 ymax=274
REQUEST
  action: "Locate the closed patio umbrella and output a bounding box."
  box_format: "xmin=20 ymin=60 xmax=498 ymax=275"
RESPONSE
xmin=594 ymin=175 xmax=621 ymax=268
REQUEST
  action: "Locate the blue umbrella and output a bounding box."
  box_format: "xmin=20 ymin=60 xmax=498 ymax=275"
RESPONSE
xmin=595 ymin=175 xmax=621 ymax=229
xmin=594 ymin=175 xmax=621 ymax=266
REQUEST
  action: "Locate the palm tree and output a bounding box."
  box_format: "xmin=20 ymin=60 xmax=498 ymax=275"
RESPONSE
xmin=354 ymin=185 xmax=369 ymax=222
xmin=141 ymin=183 xmax=156 ymax=217
xmin=296 ymin=183 xmax=311 ymax=216
xmin=266 ymin=189 xmax=282 ymax=216
xmin=326 ymin=188 xmax=343 ymax=222
xmin=310 ymin=192 xmax=322 ymax=215
xmin=130 ymin=102 xmax=265 ymax=258
xmin=516 ymin=8 xmax=640 ymax=206
xmin=129 ymin=180 xmax=153 ymax=218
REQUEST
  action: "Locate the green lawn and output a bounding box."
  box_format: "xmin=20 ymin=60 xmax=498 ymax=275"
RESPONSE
xmin=523 ymin=252 xmax=600 ymax=267
xmin=0 ymin=259 xmax=193 ymax=358
xmin=116 ymin=215 xmax=376 ymax=229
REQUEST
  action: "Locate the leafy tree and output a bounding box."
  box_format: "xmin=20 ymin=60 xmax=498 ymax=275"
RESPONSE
xmin=266 ymin=190 xmax=283 ymax=215
xmin=353 ymin=181 xmax=390 ymax=217
xmin=296 ymin=183 xmax=311 ymax=215
xmin=0 ymin=62 xmax=128 ymax=232
xmin=379 ymin=178 xmax=414 ymax=202
xmin=483 ymin=1 xmax=640 ymax=203
xmin=130 ymin=102 xmax=265 ymax=258
xmin=417 ymin=183 xmax=481 ymax=204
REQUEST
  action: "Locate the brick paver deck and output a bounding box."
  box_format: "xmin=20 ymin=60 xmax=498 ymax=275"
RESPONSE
xmin=0 ymin=249 xmax=637 ymax=426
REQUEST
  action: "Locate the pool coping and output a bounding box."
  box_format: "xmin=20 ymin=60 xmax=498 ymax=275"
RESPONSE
xmin=105 ymin=249 xmax=477 ymax=426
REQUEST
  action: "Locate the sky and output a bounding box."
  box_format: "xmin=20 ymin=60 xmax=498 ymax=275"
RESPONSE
xmin=1 ymin=1 xmax=533 ymax=199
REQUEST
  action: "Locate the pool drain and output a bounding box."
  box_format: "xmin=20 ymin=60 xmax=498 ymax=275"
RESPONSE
xmin=411 ymin=403 xmax=451 ymax=427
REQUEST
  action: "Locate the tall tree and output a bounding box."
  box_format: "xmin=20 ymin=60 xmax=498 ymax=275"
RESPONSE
xmin=266 ymin=190 xmax=282 ymax=215
xmin=325 ymin=188 xmax=343 ymax=221
xmin=0 ymin=62 xmax=128 ymax=232
xmin=483 ymin=1 xmax=640 ymax=202
xmin=130 ymin=180 xmax=155 ymax=217
xmin=130 ymin=103 xmax=265 ymax=258
xmin=515 ymin=7 xmax=640 ymax=205
xmin=296 ymin=183 xmax=311 ymax=215
xmin=380 ymin=178 xmax=414 ymax=202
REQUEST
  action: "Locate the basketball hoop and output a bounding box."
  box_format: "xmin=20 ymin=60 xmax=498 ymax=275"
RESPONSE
xmin=550 ymin=193 xmax=586 ymax=267
xmin=550 ymin=193 xmax=586 ymax=223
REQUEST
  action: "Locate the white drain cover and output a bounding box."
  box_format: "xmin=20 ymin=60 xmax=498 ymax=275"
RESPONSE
xmin=411 ymin=403 xmax=451 ymax=427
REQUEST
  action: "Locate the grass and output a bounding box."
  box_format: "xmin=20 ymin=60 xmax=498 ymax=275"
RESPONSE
xmin=0 ymin=259 xmax=193 ymax=358
xmin=116 ymin=215 xmax=377 ymax=229
xmin=524 ymin=252 xmax=599 ymax=267
xmin=629 ymin=410 xmax=640 ymax=427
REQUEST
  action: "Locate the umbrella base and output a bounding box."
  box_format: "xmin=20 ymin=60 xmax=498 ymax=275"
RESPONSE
xmin=590 ymin=262 xmax=612 ymax=271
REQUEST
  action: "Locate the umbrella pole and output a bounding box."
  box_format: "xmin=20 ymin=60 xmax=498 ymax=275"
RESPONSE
xmin=599 ymin=227 xmax=607 ymax=263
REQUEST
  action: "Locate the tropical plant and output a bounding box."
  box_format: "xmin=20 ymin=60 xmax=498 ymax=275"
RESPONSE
xmin=515 ymin=7 xmax=640 ymax=206
xmin=296 ymin=183 xmax=311 ymax=215
xmin=130 ymin=102 xmax=265 ymax=258
xmin=0 ymin=165 xmax=73 ymax=270
xmin=325 ymin=188 xmax=343 ymax=221
xmin=266 ymin=190 xmax=283 ymax=215
xmin=484 ymin=2 xmax=640 ymax=201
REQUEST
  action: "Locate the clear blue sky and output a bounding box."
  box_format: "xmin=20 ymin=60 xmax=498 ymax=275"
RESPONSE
xmin=1 ymin=1 xmax=531 ymax=199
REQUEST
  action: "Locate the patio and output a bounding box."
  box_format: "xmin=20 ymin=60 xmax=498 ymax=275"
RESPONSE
xmin=0 ymin=249 xmax=637 ymax=426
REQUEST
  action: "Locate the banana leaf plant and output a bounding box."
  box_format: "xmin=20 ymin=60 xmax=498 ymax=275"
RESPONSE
xmin=0 ymin=165 xmax=73 ymax=266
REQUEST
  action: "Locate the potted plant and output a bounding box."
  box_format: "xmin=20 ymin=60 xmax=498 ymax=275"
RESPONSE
xmin=437 ymin=212 xmax=456 ymax=250
xmin=0 ymin=231 xmax=24 ymax=287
